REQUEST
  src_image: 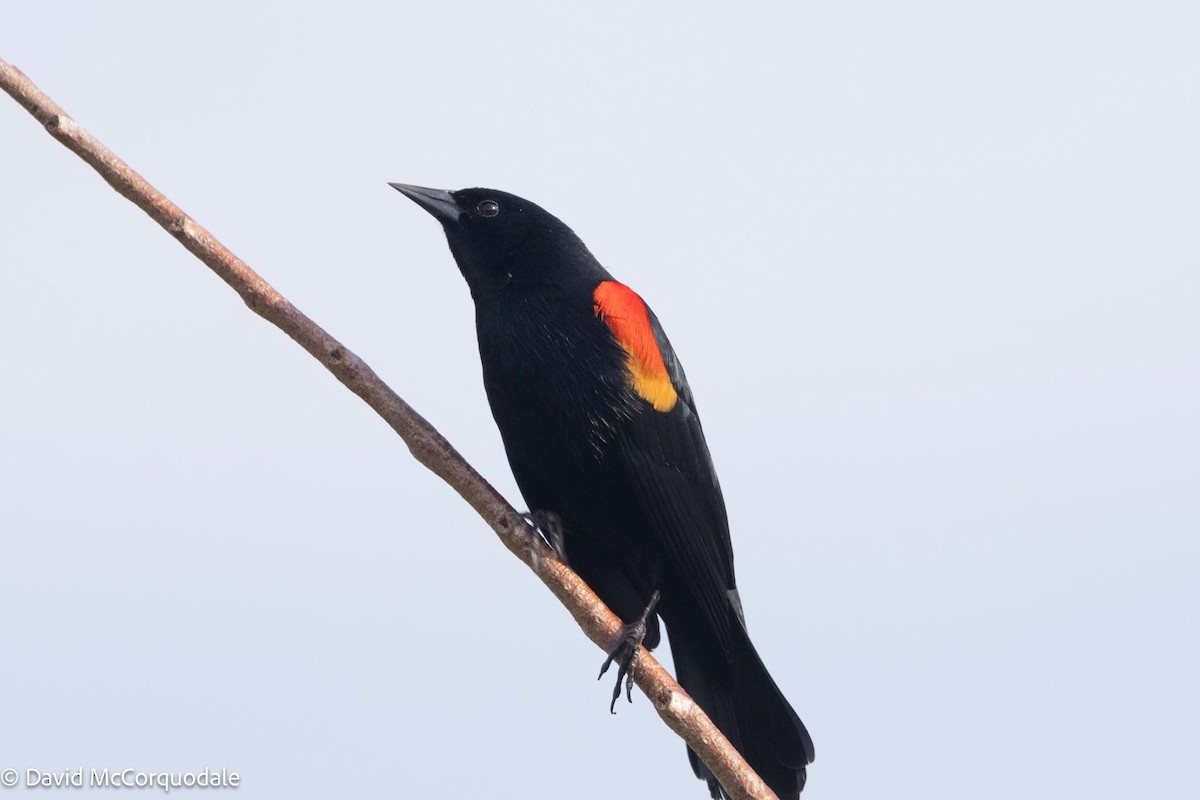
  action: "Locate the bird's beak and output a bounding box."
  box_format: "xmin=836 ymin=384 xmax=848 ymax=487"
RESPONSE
xmin=389 ymin=183 xmax=461 ymax=225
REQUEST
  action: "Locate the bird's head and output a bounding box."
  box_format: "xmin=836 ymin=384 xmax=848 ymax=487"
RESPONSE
xmin=391 ymin=184 xmax=605 ymax=298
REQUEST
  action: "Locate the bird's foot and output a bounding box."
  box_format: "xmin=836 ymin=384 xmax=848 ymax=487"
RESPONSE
xmin=597 ymin=590 xmax=661 ymax=714
xmin=519 ymin=510 xmax=568 ymax=567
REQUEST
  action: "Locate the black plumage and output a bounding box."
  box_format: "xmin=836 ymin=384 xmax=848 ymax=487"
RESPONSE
xmin=392 ymin=184 xmax=814 ymax=799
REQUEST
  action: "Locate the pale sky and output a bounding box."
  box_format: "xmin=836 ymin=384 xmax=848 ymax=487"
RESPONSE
xmin=2 ymin=3 xmax=1198 ymax=798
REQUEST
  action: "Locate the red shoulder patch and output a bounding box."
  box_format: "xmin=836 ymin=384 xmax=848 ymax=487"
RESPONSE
xmin=593 ymin=281 xmax=678 ymax=412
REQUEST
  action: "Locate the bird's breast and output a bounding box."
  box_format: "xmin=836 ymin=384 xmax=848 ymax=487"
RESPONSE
xmin=475 ymin=290 xmax=636 ymax=465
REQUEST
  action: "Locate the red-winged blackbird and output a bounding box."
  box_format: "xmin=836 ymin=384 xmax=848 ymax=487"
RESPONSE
xmin=392 ymin=184 xmax=814 ymax=799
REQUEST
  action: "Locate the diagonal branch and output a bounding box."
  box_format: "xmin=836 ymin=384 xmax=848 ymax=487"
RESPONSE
xmin=0 ymin=57 xmax=778 ymax=800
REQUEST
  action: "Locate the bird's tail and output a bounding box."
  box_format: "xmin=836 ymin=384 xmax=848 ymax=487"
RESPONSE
xmin=669 ymin=609 xmax=814 ymax=800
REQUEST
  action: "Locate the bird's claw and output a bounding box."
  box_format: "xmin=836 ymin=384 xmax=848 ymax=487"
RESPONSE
xmin=520 ymin=510 xmax=568 ymax=567
xmin=597 ymin=590 xmax=661 ymax=714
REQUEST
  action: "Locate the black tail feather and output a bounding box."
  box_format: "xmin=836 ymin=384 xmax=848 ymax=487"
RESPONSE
xmin=669 ymin=613 xmax=813 ymax=800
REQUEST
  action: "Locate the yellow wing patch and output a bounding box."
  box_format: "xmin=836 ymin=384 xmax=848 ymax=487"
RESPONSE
xmin=593 ymin=281 xmax=678 ymax=413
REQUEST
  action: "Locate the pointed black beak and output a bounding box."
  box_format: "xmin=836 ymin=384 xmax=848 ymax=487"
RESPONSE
xmin=389 ymin=183 xmax=461 ymax=225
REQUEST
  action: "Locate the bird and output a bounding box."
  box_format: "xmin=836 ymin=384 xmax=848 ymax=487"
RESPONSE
xmin=392 ymin=183 xmax=814 ymax=799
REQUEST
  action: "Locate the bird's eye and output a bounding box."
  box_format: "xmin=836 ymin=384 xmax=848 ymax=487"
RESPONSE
xmin=477 ymin=200 xmax=500 ymax=217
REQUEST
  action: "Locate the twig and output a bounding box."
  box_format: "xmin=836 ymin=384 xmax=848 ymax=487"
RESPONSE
xmin=0 ymin=57 xmax=778 ymax=800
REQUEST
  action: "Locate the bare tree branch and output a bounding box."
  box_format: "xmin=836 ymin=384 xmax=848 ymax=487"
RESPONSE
xmin=0 ymin=58 xmax=778 ymax=800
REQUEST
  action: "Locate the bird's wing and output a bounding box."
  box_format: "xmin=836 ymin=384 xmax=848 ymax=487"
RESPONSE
xmin=593 ymin=281 xmax=740 ymax=651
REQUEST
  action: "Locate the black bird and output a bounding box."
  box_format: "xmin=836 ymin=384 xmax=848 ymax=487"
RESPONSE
xmin=392 ymin=183 xmax=814 ymax=799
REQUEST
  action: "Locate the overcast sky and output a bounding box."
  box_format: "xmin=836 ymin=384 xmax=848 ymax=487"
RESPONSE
xmin=2 ymin=3 xmax=1197 ymax=798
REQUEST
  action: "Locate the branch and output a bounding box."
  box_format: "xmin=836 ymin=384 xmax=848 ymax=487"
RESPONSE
xmin=0 ymin=58 xmax=777 ymax=800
